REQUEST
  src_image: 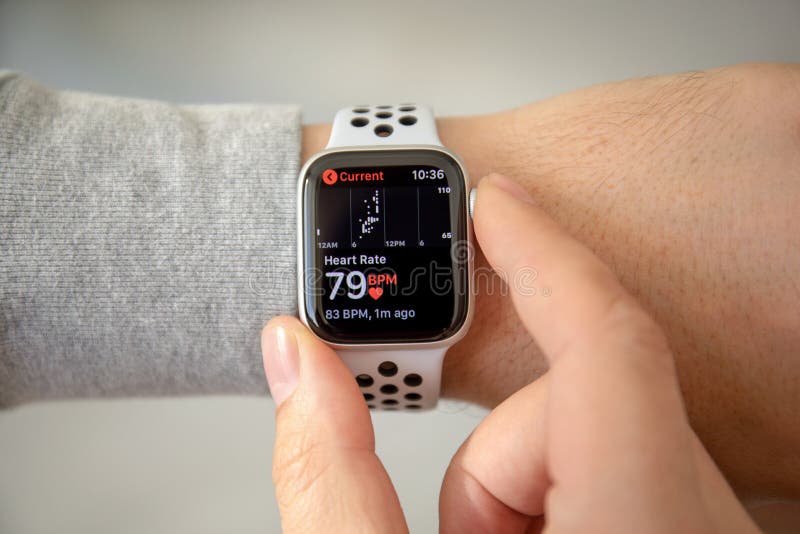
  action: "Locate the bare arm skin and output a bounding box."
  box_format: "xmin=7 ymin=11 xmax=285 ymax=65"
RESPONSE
xmin=302 ymin=63 xmax=800 ymax=503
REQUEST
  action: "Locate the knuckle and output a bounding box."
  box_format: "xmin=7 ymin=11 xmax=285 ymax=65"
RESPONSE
xmin=601 ymin=293 xmax=663 ymax=345
xmin=595 ymin=293 xmax=675 ymax=372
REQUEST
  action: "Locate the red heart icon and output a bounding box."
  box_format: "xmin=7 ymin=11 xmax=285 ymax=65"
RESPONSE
xmin=368 ymin=287 xmax=383 ymax=300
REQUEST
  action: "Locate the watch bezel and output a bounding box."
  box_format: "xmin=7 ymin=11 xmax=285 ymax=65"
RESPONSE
xmin=296 ymin=145 xmax=474 ymax=351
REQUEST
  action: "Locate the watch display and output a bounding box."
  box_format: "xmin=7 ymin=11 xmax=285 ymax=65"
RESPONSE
xmin=301 ymin=149 xmax=469 ymax=343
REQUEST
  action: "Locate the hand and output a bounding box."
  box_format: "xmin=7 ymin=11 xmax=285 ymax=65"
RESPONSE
xmin=261 ymin=175 xmax=758 ymax=533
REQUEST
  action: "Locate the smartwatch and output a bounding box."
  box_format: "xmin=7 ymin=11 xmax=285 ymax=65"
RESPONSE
xmin=297 ymin=104 xmax=474 ymax=411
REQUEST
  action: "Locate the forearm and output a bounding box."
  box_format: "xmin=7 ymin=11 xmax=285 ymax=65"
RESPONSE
xmin=440 ymin=64 xmax=800 ymax=501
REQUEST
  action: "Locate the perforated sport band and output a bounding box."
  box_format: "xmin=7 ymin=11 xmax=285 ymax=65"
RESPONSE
xmin=327 ymin=104 xmax=446 ymax=411
xmin=338 ymin=348 xmax=446 ymax=411
xmin=327 ymin=104 xmax=441 ymax=148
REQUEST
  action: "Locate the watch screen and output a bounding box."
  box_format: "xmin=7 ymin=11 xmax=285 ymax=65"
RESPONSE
xmin=301 ymin=149 xmax=469 ymax=344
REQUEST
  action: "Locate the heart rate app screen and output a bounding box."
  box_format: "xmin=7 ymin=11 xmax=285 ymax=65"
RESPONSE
xmin=302 ymin=150 xmax=469 ymax=343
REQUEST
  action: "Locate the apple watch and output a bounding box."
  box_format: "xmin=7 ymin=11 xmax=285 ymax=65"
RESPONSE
xmin=297 ymin=104 xmax=473 ymax=411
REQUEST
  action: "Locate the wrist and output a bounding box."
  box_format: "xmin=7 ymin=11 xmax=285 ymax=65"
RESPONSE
xmin=438 ymin=112 xmax=552 ymax=405
xmin=301 ymin=123 xmax=332 ymax=163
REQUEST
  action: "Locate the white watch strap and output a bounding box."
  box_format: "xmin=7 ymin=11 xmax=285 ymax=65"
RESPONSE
xmin=338 ymin=348 xmax=445 ymax=410
xmin=327 ymin=104 xmax=441 ymax=148
xmin=327 ymin=103 xmax=447 ymax=411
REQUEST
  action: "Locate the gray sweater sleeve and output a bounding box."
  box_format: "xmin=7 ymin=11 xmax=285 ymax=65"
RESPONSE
xmin=0 ymin=73 xmax=301 ymax=406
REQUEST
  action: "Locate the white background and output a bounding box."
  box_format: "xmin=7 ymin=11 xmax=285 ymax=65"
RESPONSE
xmin=1 ymin=1 xmax=799 ymax=532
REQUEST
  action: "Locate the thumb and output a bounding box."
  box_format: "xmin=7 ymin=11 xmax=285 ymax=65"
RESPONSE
xmin=262 ymin=316 xmax=408 ymax=534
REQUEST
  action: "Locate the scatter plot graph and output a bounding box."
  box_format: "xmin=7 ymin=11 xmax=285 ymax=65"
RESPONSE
xmin=358 ymin=190 xmax=382 ymax=241
xmin=351 ymin=188 xmax=383 ymax=247
xmin=315 ymin=182 xmax=451 ymax=250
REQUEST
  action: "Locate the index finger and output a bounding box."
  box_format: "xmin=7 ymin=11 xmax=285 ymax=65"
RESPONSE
xmin=473 ymin=175 xmax=701 ymax=517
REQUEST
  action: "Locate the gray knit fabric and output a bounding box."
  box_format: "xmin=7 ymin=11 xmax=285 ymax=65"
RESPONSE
xmin=0 ymin=73 xmax=301 ymax=406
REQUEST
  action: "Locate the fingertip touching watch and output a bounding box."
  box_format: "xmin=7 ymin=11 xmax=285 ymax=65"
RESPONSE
xmin=297 ymin=104 xmax=473 ymax=411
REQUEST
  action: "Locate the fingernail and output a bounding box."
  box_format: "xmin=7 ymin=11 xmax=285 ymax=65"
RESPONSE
xmin=486 ymin=174 xmax=534 ymax=204
xmin=262 ymin=325 xmax=300 ymax=407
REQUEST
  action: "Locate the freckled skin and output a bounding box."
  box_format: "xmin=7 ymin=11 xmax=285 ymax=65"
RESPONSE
xmin=303 ymin=63 xmax=800 ymax=503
